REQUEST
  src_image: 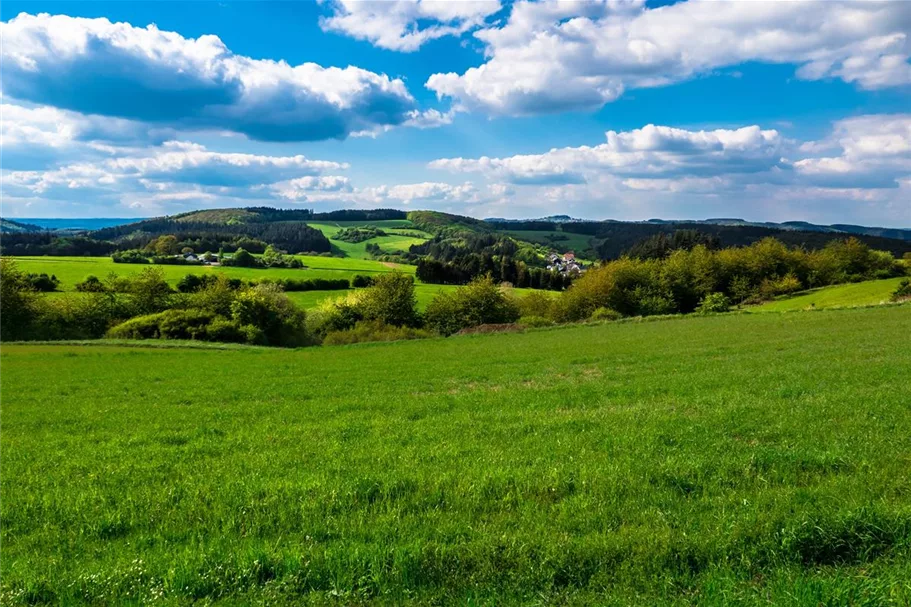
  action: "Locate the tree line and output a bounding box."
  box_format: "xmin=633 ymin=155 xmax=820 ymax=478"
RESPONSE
xmin=2 ymin=237 xmax=907 ymax=348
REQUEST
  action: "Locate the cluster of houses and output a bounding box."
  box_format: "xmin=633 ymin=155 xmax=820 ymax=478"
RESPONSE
xmin=546 ymin=251 xmax=585 ymax=275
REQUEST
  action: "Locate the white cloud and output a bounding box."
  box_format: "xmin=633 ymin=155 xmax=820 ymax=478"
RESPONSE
xmin=320 ymin=0 xmax=501 ymax=51
xmin=427 ymin=0 xmax=911 ymax=115
xmin=272 ymin=176 xmax=353 ymax=200
xmin=3 ymin=141 xmax=349 ymax=202
xmin=794 ymin=114 xmax=911 ymax=188
xmin=431 ymin=124 xmax=787 ymax=184
xmin=1 ymin=13 xmax=419 ymax=141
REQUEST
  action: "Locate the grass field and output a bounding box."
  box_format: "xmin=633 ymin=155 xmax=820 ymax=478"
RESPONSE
xmin=755 ymin=277 xmax=905 ymax=312
xmin=306 ymin=221 xmax=430 ymax=260
xmin=8 ymin=256 xmax=557 ymax=311
xmin=9 ymin=255 xmax=411 ymax=291
xmin=3 ymin=307 xmax=910 ymax=605
xmin=504 ymin=230 xmax=594 ymax=256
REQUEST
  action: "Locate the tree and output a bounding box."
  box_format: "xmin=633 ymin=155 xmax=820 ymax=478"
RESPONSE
xmin=424 ymin=276 xmax=520 ymax=336
xmin=127 ymin=267 xmax=173 ymax=316
xmin=0 ymin=259 xmax=39 ymax=340
xmin=358 ymin=272 xmax=419 ymax=327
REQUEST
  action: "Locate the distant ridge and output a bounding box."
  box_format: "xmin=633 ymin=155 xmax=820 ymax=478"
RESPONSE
xmin=485 ymin=216 xmax=911 ymax=241
xmin=11 ymin=218 xmax=148 ymax=231
xmin=0 ymin=218 xmax=44 ymax=233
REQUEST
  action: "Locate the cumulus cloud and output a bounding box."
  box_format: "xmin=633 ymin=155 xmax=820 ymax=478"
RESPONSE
xmin=1 ymin=13 xmax=420 ymax=141
xmin=4 ymin=141 xmax=349 ymax=202
xmin=794 ymin=114 xmax=911 ymax=188
xmin=431 ymin=124 xmax=787 ymax=184
xmin=320 ymin=0 xmax=501 ymax=51
xmin=427 ymin=0 xmax=911 ymax=115
xmin=272 ymin=176 xmax=354 ymax=200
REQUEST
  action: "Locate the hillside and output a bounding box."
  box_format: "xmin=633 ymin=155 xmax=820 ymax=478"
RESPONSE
xmin=754 ymin=277 xmax=907 ymax=312
xmin=3 ymin=306 xmax=910 ymax=604
xmin=0 ymin=218 xmax=43 ymax=233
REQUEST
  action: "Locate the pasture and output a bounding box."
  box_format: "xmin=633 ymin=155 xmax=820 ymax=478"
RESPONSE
xmin=755 ymin=277 xmax=906 ymax=312
xmin=2 ymin=306 xmax=910 ymax=605
xmin=503 ymin=229 xmax=594 ymax=257
xmin=306 ymin=221 xmax=431 ymax=259
xmin=8 ymin=256 xmax=557 ymax=311
xmin=9 ymin=255 xmax=410 ymax=291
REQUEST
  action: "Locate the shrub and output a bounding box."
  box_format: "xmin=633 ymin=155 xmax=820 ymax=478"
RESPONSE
xmin=107 ymin=313 xmax=167 ymax=340
xmin=696 ymin=292 xmax=731 ymax=314
xmin=25 ymin=273 xmax=60 ymax=292
xmin=358 ymin=272 xmax=419 ymax=327
xmin=424 ymin=276 xmax=521 ymax=336
xmin=222 ymin=248 xmax=260 ymax=268
xmin=351 ymin=274 xmax=375 ymax=288
xmin=323 ymin=320 xmax=432 ymax=346
xmin=75 ymin=275 xmax=107 ymax=293
xmin=518 ymin=315 xmax=553 ymax=328
xmin=125 ymin=267 xmax=173 ymax=316
xmin=230 ymin=283 xmax=308 ymax=346
xmin=891 ymin=279 xmax=911 ymax=302
xmin=1 ymin=259 xmax=40 ymax=340
xmin=111 ymin=250 xmax=149 ymax=264
xmin=589 ymin=307 xmax=622 ymax=322
xmin=759 ymin=274 xmax=802 ymax=299
xmin=205 ymin=318 xmax=247 ymax=343
xmin=33 ymin=291 xmax=126 ymax=340
xmin=516 ymin=291 xmax=555 ymax=319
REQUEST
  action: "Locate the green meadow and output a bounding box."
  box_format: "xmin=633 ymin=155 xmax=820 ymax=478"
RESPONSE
xmin=755 ymin=277 xmax=906 ymax=312
xmin=9 ymin=256 xmax=554 ymax=311
xmin=2 ymin=306 xmax=910 ymax=605
xmin=10 ymin=255 xmax=409 ymax=290
xmin=305 ymin=221 xmax=431 ymax=259
xmin=504 ymin=229 xmax=594 ymax=257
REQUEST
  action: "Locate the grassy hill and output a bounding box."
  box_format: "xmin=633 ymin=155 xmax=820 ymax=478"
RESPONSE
xmin=306 ymin=220 xmax=431 ymax=259
xmin=754 ymin=277 xmax=906 ymax=312
xmin=2 ymin=306 xmax=910 ymax=604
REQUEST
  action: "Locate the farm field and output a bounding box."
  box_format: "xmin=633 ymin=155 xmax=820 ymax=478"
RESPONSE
xmin=754 ymin=277 xmax=906 ymax=312
xmin=306 ymin=221 xmax=431 ymax=259
xmin=2 ymin=306 xmax=910 ymax=604
xmin=8 ymin=255 xmax=412 ymax=290
xmin=8 ymin=256 xmax=559 ymax=311
xmin=504 ymin=229 xmax=594 ymax=257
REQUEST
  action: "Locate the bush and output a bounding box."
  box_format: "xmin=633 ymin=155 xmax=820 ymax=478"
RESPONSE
xmin=696 ymin=292 xmax=731 ymax=314
xmin=351 ymin=274 xmax=375 ymax=288
xmin=125 ymin=267 xmax=173 ymax=316
xmin=358 ymin=272 xmax=419 ymax=327
xmin=1 ymin=259 xmax=40 ymax=340
xmin=260 ymin=278 xmax=349 ymax=292
xmin=222 ymin=248 xmax=260 ymax=268
xmin=516 ymin=291 xmax=555 ymax=319
xmin=75 ymin=275 xmax=107 ymax=293
xmin=891 ymin=279 xmax=911 ymax=302
xmin=759 ymin=274 xmax=802 ymax=299
xmin=424 ymin=276 xmax=521 ymax=336
xmin=589 ymin=307 xmax=622 ymax=322
xmin=111 ymin=250 xmax=149 ymax=264
xmin=230 ymin=283 xmax=308 ymax=346
xmin=323 ymin=320 xmax=432 ymax=346
xmin=205 ymin=318 xmax=247 ymax=343
xmin=107 ymin=309 xmax=215 ymax=340
xmin=25 ymin=273 xmax=60 ymax=292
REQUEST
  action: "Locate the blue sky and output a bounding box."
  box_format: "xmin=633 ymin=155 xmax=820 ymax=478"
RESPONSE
xmin=2 ymin=0 xmax=910 ymax=226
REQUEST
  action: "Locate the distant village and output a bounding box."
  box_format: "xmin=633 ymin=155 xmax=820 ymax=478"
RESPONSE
xmin=546 ymin=251 xmax=586 ymax=275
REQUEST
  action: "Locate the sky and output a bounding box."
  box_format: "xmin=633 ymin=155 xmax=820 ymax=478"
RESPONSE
xmin=1 ymin=0 xmax=910 ymax=226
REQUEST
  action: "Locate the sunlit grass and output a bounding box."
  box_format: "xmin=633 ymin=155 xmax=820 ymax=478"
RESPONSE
xmin=2 ymin=306 xmax=910 ymax=604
